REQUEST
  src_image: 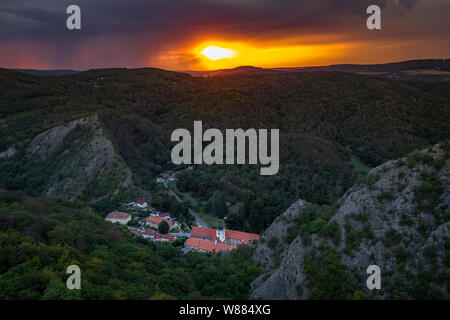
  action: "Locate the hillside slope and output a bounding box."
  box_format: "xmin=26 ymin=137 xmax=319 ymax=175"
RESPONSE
xmin=0 ymin=67 xmax=449 ymax=232
xmin=250 ymin=141 xmax=450 ymax=299
xmin=0 ymin=114 xmax=131 ymax=202
xmin=0 ymin=190 xmax=262 ymax=300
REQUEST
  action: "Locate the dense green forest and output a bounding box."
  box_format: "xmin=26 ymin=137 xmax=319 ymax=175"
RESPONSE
xmin=0 ymin=189 xmax=263 ymax=299
xmin=251 ymin=141 xmax=450 ymax=300
xmin=1 ymin=68 xmax=449 ymax=233
xmin=0 ymin=67 xmax=449 ymax=300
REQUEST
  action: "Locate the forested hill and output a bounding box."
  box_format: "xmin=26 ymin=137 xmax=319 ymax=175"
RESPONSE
xmin=184 ymin=59 xmax=450 ymax=77
xmin=251 ymin=141 xmax=450 ymax=300
xmin=0 ymin=190 xmax=263 ymax=299
xmin=0 ymin=67 xmax=449 ymax=233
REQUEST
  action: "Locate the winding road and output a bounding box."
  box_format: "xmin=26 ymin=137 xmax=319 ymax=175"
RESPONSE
xmin=164 ymin=181 xmax=208 ymax=228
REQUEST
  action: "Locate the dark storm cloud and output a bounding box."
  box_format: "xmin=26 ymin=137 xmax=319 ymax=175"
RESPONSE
xmin=0 ymin=0 xmax=448 ymax=69
xmin=397 ymin=0 xmax=418 ymax=10
xmin=0 ymin=0 xmax=418 ymax=40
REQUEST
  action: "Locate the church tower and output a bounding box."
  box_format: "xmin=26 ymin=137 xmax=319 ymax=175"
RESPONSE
xmin=216 ymin=222 xmax=226 ymax=243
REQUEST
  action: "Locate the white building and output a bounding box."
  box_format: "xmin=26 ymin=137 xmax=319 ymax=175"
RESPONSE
xmin=137 ymin=200 xmax=147 ymax=208
xmin=105 ymin=211 xmax=131 ymax=225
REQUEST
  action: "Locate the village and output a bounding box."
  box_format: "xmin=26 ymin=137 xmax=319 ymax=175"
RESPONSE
xmin=104 ymin=171 xmax=260 ymax=253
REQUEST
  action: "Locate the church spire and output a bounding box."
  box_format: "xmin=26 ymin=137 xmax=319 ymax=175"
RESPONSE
xmin=216 ymin=222 xmax=226 ymax=243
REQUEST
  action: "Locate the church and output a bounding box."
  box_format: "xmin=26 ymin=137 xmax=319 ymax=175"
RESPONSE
xmin=185 ymin=223 xmax=260 ymax=253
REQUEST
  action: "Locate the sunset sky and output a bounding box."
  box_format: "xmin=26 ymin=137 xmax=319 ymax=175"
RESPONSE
xmin=0 ymin=0 xmax=449 ymax=71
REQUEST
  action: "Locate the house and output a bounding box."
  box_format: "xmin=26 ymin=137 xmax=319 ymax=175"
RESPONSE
xmin=188 ymin=223 xmax=260 ymax=249
xmin=127 ymin=200 xmax=148 ymax=209
xmin=141 ymin=228 xmax=157 ymax=239
xmin=145 ymin=215 xmax=174 ymax=230
xmin=130 ymin=230 xmax=142 ymax=237
xmin=159 ymin=212 xmax=171 ymax=219
xmin=185 ymin=238 xmax=236 ymax=253
xmin=168 ymin=175 xmax=176 ymax=181
xmin=154 ymin=234 xmax=175 ymax=242
xmin=136 ymin=200 xmax=148 ymax=208
xmin=105 ymin=211 xmax=131 ymax=225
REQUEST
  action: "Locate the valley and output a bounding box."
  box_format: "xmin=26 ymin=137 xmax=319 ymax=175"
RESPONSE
xmin=0 ymin=64 xmax=449 ymax=299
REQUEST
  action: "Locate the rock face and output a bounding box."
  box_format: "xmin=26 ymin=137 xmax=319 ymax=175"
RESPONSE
xmin=27 ymin=115 xmax=99 ymax=158
xmin=252 ymin=199 xmax=308 ymax=270
xmin=250 ymin=142 xmax=450 ymax=300
xmin=26 ymin=115 xmax=132 ymax=201
xmin=250 ymin=199 xmax=309 ymax=300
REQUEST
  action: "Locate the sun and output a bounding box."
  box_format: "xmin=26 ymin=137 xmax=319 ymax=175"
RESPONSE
xmin=200 ymin=46 xmax=236 ymax=60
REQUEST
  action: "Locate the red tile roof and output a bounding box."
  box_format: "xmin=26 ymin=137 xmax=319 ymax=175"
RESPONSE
xmin=190 ymin=226 xmax=260 ymax=244
xmin=137 ymin=200 xmax=145 ymax=205
xmin=185 ymin=238 xmax=236 ymax=252
xmin=154 ymin=234 xmax=175 ymax=241
xmin=191 ymin=226 xmax=217 ymax=240
xmin=146 ymin=215 xmax=173 ymax=226
xmin=226 ymin=229 xmax=260 ymax=244
xmin=106 ymin=211 xmax=131 ymax=219
xmin=143 ymin=229 xmax=157 ymax=236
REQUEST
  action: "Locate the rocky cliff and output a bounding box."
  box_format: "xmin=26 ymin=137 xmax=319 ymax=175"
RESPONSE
xmin=1 ymin=115 xmax=132 ymax=202
xmin=250 ymin=141 xmax=450 ymax=300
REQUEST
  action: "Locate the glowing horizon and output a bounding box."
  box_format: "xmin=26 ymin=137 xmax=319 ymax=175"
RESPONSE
xmin=187 ymin=40 xmax=355 ymax=71
xmin=200 ymin=46 xmax=236 ymax=61
xmin=1 ymin=1 xmax=449 ymax=71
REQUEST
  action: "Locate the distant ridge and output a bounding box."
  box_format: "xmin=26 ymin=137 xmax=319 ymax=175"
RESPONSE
xmin=271 ymin=58 xmax=450 ymax=73
xmin=185 ymin=66 xmax=281 ymax=77
xmin=183 ymin=59 xmax=450 ymax=77
xmin=9 ymin=59 xmax=450 ymax=79
xmin=13 ymin=69 xmax=80 ymax=76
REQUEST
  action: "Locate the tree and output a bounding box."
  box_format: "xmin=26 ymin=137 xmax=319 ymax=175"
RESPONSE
xmin=158 ymin=221 xmax=170 ymax=234
xmin=208 ymin=191 xmax=227 ymax=218
xmin=127 ymin=219 xmax=139 ymax=227
xmin=41 ymin=279 xmax=82 ymax=300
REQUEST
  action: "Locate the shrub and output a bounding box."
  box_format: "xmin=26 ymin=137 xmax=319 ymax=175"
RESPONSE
xmin=383 ymin=228 xmax=402 ymax=247
xmin=423 ymin=245 xmax=438 ymax=265
xmin=421 ymin=153 xmax=433 ymax=165
xmin=267 ymin=236 xmax=278 ymax=250
xmin=285 ymin=224 xmax=301 ymax=244
xmin=376 ymin=189 xmax=395 ymax=202
xmin=320 ymin=221 xmax=341 ymax=246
